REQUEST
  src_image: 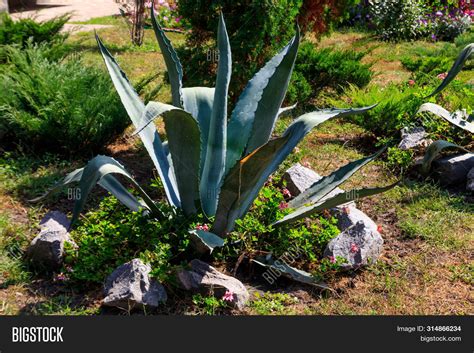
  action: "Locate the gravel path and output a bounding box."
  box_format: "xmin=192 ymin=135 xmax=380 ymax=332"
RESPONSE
xmin=10 ymin=0 xmax=120 ymax=22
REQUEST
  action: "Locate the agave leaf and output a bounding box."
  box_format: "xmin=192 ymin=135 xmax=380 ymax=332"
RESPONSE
xmin=226 ymin=29 xmax=300 ymax=174
xmin=189 ymin=230 xmax=225 ymax=253
xmin=418 ymin=103 xmax=474 ymax=133
xmin=98 ymin=174 xmax=146 ymax=212
xmin=212 ymin=106 xmax=376 ymax=235
xmin=96 ymin=34 xmax=144 ymax=123
xmin=151 ymin=6 xmax=183 ymax=107
xmin=290 ymin=147 xmax=386 ymax=209
xmin=278 ymin=103 xmax=298 ymax=118
xmin=137 ymin=101 xmax=201 ymax=216
xmin=71 ymin=155 xmax=161 ymax=225
xmin=252 ymin=256 xmax=330 ymax=290
xmin=274 ymin=182 xmax=398 ymax=227
xmin=182 ymin=87 xmax=215 ymax=174
xmin=427 ymin=43 xmax=474 ymax=98
xmin=96 ymin=34 xmax=181 ymax=209
xmin=29 ymin=167 xmax=84 ymax=202
xmin=29 ymin=168 xmax=144 ymax=212
xmin=420 ymin=140 xmax=469 ymax=175
xmin=200 ymin=13 xmax=232 ymax=217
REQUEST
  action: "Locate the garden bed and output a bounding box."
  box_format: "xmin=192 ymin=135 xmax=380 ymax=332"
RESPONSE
xmin=0 ymin=11 xmax=473 ymax=315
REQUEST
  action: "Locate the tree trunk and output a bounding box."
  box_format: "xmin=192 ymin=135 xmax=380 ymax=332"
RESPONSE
xmin=131 ymin=0 xmax=145 ymax=46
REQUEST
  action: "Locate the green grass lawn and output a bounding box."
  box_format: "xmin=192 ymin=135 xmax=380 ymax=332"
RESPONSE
xmin=0 ymin=18 xmax=472 ymax=315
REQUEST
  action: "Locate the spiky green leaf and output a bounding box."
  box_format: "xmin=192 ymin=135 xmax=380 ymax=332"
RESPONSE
xmin=420 ymin=140 xmax=469 ymax=175
xmin=418 ymin=103 xmax=474 ymax=133
xmin=189 ymin=230 xmax=225 ymax=253
xmin=226 ymin=30 xmax=300 ymax=173
xmin=212 ymin=106 xmax=376 ymax=235
xmin=136 ymin=102 xmax=201 ymax=215
xmin=71 ymin=155 xmax=161 ymax=225
xmin=96 ymin=34 xmax=181 ymax=208
xmin=427 ymin=43 xmax=474 ymax=97
xmin=253 ymin=256 xmax=330 ymax=290
xmin=290 ymin=147 xmax=386 ymax=209
xmin=274 ymin=182 xmax=398 ymax=226
xmin=151 ymin=6 xmax=183 ymax=107
xmin=200 ymin=13 xmax=231 ymax=217
xmin=182 ymin=87 xmax=215 ymax=174
xmin=29 ymin=168 xmax=145 ymax=213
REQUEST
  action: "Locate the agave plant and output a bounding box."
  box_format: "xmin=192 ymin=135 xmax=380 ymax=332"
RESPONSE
xmin=34 ymin=9 xmax=395 ymax=251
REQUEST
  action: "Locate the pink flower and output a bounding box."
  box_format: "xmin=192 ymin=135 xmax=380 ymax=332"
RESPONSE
xmin=435 ymin=11 xmax=443 ymax=17
xmin=222 ymin=290 xmax=234 ymax=302
xmin=196 ymin=223 xmax=209 ymax=231
xmin=175 ymin=16 xmax=182 ymax=23
xmin=278 ymin=202 xmax=288 ymax=210
xmin=144 ymin=1 xmax=153 ymax=8
xmin=437 ymin=72 xmax=447 ymax=80
xmin=377 ymin=224 xmax=383 ymax=233
xmin=329 ymin=255 xmax=336 ymax=264
xmin=282 ymin=188 xmax=292 ymax=198
xmin=350 ymin=243 xmax=359 ymax=254
xmin=163 ymin=16 xmax=169 ymax=21
xmin=408 ymin=80 xmax=415 ymax=86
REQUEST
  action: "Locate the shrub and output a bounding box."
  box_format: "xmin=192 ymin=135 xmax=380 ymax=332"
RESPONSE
xmin=298 ymin=0 xmax=361 ymax=35
xmin=288 ymin=42 xmax=372 ymax=104
xmin=369 ymin=0 xmax=429 ymax=42
xmin=430 ymin=11 xmax=472 ymax=42
xmin=0 ymin=13 xmax=68 ymax=47
xmin=177 ymin=0 xmax=302 ymax=99
xmin=423 ymin=0 xmax=473 ymax=41
xmin=0 ymin=44 xmax=129 ymax=155
xmin=353 ymin=0 xmax=473 ymax=42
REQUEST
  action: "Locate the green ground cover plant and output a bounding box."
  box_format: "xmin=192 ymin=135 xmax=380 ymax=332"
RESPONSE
xmin=0 ymin=44 xmax=129 ymax=155
xmin=0 ymin=13 xmax=69 ymax=47
xmin=287 ymin=41 xmax=372 ymax=104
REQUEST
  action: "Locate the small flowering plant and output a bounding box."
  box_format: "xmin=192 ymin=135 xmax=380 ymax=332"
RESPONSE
xmin=222 ymin=290 xmax=234 ymax=302
xmin=116 ymin=0 xmax=186 ymax=32
xmin=144 ymin=0 xmax=184 ymax=29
